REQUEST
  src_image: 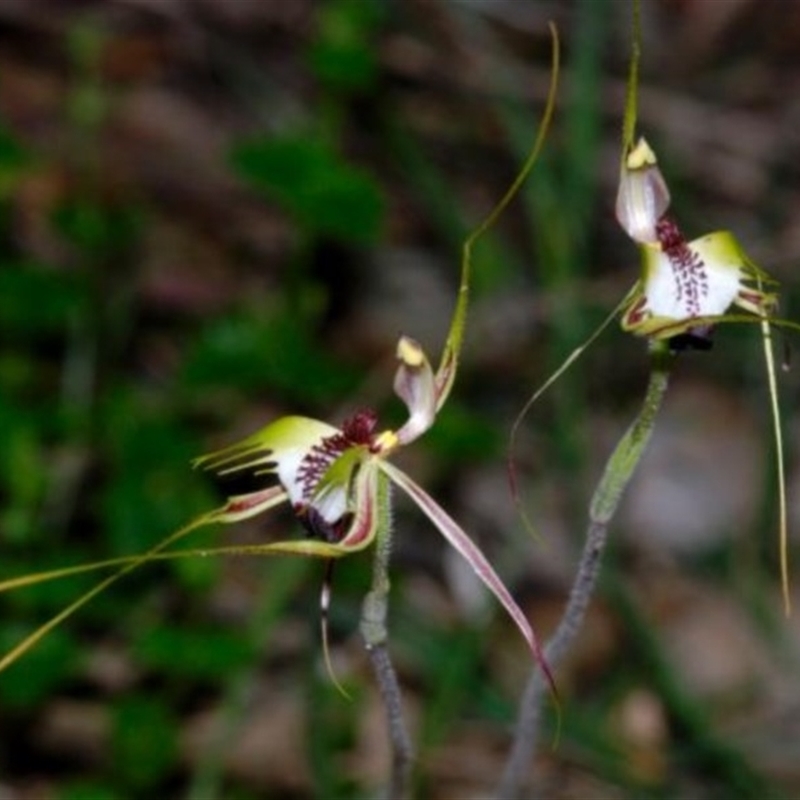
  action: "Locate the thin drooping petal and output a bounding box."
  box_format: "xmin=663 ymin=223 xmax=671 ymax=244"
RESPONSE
xmin=0 ymin=512 xmax=217 ymax=673
xmin=379 ymin=461 xmax=555 ymax=692
xmin=392 ymin=336 xmax=437 ymax=447
xmin=206 ymin=486 xmax=288 ymax=524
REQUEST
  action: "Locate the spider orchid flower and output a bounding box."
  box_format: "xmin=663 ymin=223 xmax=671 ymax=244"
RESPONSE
xmin=0 ymin=27 xmax=561 ymax=678
xmin=615 ymin=137 xmax=793 ymax=614
xmin=616 ymin=137 xmax=778 ymax=348
xmin=0 ymin=334 xmax=550 ymax=679
xmin=193 ymin=335 xmax=548 ymax=673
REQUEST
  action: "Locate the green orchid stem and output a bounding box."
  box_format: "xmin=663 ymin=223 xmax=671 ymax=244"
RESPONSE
xmin=590 ymin=342 xmax=672 ymax=524
xmin=496 ymin=341 xmax=673 ymax=800
xmin=359 ymin=472 xmax=414 ymax=800
xmin=621 ymin=0 xmax=642 ymax=162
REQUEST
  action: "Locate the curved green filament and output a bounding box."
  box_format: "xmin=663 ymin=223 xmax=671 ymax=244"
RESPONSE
xmin=507 ymin=289 xmax=636 ymax=538
xmin=435 ymin=22 xmax=561 ymax=411
xmin=760 ymin=314 xmax=791 ymax=614
xmin=621 ymin=0 xmax=641 ymax=161
xmin=0 ymin=513 xmax=216 ymax=673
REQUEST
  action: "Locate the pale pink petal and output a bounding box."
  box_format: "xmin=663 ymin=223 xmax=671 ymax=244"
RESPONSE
xmin=392 ymin=336 xmax=437 ymax=446
xmin=379 ymin=461 xmax=554 ymax=690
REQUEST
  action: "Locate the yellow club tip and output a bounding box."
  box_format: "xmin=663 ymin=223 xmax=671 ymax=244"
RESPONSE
xmin=626 ymin=137 xmax=657 ymax=170
xmin=397 ymin=335 xmax=424 ymax=368
xmin=374 ymin=430 xmax=399 ymax=453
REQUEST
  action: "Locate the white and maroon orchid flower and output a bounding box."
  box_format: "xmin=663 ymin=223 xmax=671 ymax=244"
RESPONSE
xmin=614 ymin=137 xmax=794 ymax=613
xmin=0 ymin=47 xmax=563 ymax=680
xmin=616 ymin=138 xmax=778 ymax=348
xmin=192 ymin=335 xmax=547 ymax=672
xmin=0 ymin=334 xmax=551 ymax=681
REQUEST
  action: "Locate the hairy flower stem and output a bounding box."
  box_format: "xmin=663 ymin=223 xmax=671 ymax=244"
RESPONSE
xmin=496 ymin=341 xmax=673 ymax=800
xmin=359 ymin=473 xmax=414 ymax=800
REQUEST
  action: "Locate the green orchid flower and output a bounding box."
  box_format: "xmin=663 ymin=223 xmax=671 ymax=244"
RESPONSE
xmin=0 ymin=335 xmax=543 ymax=686
xmin=617 ymin=136 xmax=795 ymax=612
xmin=512 ymin=131 xmax=795 ymax=614
xmin=0 ymin=31 xmax=562 ymax=677
xmin=607 ymin=0 xmax=795 ymax=617
xmin=0 ymin=339 xmax=548 ymax=681
xmin=615 ymin=135 xmax=792 ymax=612
xmin=187 ymin=334 xmax=547 ymax=669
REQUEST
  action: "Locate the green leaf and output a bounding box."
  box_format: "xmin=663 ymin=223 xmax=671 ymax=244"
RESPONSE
xmin=0 ymin=126 xmax=31 ymax=195
xmin=181 ymin=305 xmax=358 ymax=402
xmin=132 ymin=624 xmax=255 ymax=681
xmin=0 ymin=422 xmax=48 ymax=545
xmin=58 ymin=782 xmax=122 ymax=800
xmin=231 ymin=135 xmax=384 ymax=244
xmin=308 ymin=0 xmax=382 ymax=92
xmin=53 ymin=199 xmax=142 ymax=254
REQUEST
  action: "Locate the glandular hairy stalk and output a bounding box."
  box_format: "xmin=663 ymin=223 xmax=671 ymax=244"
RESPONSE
xmin=359 ymin=473 xmax=414 ymax=800
xmin=496 ymin=342 xmax=673 ymax=800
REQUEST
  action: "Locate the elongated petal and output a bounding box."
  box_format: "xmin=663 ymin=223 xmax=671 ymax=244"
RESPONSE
xmin=379 ymin=461 xmax=554 ymax=689
xmin=205 ymin=485 xmax=288 ymax=524
xmin=392 ymin=336 xmax=437 ymax=447
xmin=0 ymin=527 xmax=353 ymax=597
xmin=201 ymin=539 xmax=366 ymax=558
xmin=0 ymin=512 xmax=216 ymax=673
xmin=616 ymin=137 xmax=671 ymax=244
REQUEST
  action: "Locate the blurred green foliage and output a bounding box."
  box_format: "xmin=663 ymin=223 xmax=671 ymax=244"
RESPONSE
xmin=231 ymin=136 xmax=384 ymax=246
xmin=309 ymin=0 xmax=382 ymax=92
xmin=182 ymin=303 xmax=360 ymax=403
xmin=112 ymin=694 xmax=181 ymax=789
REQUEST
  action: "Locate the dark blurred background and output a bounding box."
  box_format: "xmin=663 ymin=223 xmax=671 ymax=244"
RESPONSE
xmin=1 ymin=0 xmax=800 ymax=798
